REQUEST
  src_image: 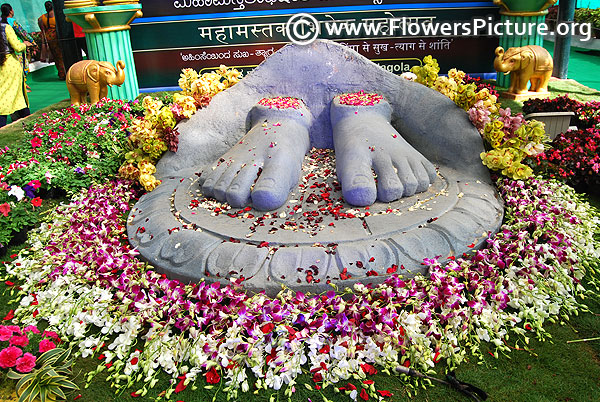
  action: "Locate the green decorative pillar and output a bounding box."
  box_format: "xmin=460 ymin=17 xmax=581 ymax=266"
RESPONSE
xmin=64 ymin=1 xmax=143 ymax=101
xmin=493 ymin=0 xmax=557 ymax=88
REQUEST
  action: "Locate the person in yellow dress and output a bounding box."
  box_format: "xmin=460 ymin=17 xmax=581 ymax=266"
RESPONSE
xmin=0 ymin=3 xmax=32 ymax=128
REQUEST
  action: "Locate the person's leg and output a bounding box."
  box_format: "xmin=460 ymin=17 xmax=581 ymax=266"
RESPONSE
xmin=0 ymin=115 xmax=7 ymax=128
xmin=15 ymin=108 xmax=30 ymax=119
xmin=48 ymin=39 xmax=65 ymax=80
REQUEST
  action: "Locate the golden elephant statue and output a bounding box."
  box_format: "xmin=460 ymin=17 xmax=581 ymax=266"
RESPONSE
xmin=494 ymin=45 xmax=553 ymax=95
xmin=66 ymin=60 xmax=126 ymax=106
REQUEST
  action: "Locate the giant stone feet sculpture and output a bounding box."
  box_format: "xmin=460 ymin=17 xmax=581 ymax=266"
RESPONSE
xmin=127 ymin=40 xmax=504 ymax=296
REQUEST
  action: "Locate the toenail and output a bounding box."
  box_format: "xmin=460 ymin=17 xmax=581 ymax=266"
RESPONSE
xmin=351 ymin=175 xmax=370 ymax=186
xmin=255 ymin=178 xmax=276 ymax=189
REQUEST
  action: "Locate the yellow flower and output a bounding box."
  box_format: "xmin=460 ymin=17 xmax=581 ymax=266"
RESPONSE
xmin=178 ymin=68 xmax=199 ymax=94
xmin=158 ymin=106 xmax=176 ymax=129
xmin=486 ymin=128 xmax=505 ymax=148
xmin=118 ymin=163 xmax=140 ymax=180
xmin=480 ymin=148 xmax=514 ymax=171
xmin=411 ymin=55 xmax=440 ymax=87
xmin=143 ymin=97 xmax=164 ymax=120
xmin=502 ymin=162 xmax=533 ymax=180
xmin=475 ymin=88 xmax=499 ymax=114
xmin=448 ymin=68 xmax=465 ymax=84
xmin=455 ymin=83 xmax=477 ymax=110
xmin=139 ymin=173 xmax=161 ymax=191
xmin=433 ymin=76 xmax=458 ymax=101
xmin=138 ymin=160 xmax=157 ymax=175
xmin=173 ymin=93 xmax=197 ymax=119
xmin=225 ymin=68 xmax=242 ymax=84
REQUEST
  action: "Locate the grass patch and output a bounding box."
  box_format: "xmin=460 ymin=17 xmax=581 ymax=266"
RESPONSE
xmin=0 ymin=100 xmax=71 ymax=149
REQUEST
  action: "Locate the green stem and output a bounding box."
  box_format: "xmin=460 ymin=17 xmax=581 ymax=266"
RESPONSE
xmin=567 ymin=336 xmax=600 ymax=344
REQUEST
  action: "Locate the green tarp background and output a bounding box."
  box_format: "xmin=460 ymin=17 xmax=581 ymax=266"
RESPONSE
xmin=9 ymin=0 xmax=46 ymax=33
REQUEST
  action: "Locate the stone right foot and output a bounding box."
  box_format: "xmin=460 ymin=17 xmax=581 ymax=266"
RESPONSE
xmin=331 ymin=92 xmax=437 ymax=206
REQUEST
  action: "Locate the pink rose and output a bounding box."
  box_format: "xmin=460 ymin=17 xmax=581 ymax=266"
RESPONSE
xmin=9 ymin=335 xmax=29 ymax=347
xmin=0 ymin=326 xmax=12 ymax=341
xmin=15 ymin=353 xmax=36 ymax=373
xmin=0 ymin=346 xmax=23 ymax=368
xmin=38 ymin=339 xmax=56 ymax=353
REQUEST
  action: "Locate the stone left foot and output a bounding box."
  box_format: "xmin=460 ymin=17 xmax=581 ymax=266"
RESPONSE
xmin=331 ymin=93 xmax=437 ymax=206
xmin=199 ymin=97 xmax=312 ymax=211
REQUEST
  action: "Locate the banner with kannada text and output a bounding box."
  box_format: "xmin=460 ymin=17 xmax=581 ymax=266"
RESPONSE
xmin=132 ymin=1 xmax=500 ymax=90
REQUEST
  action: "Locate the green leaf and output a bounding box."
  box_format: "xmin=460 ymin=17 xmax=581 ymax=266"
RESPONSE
xmin=7 ymin=369 xmax=25 ymax=380
xmin=51 ymin=378 xmax=78 ymax=390
xmin=37 ymin=348 xmax=63 ymax=366
xmin=39 ymin=387 xmax=48 ymax=402
xmin=19 ymin=382 xmax=38 ymax=402
xmin=51 ymin=386 xmax=66 ymax=400
xmin=15 ymin=373 xmax=35 ymax=393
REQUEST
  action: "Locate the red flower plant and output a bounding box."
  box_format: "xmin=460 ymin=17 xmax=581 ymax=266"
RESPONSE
xmin=38 ymin=339 xmax=56 ymax=353
xmin=30 ymin=137 xmax=42 ymax=148
xmin=205 ymin=367 xmax=220 ymax=384
xmin=31 ymin=197 xmax=42 ymax=207
xmin=0 ymin=203 xmax=10 ymax=217
xmin=9 ymin=335 xmax=29 ymax=347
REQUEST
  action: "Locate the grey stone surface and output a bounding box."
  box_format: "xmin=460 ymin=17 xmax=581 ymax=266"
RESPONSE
xmin=128 ymin=40 xmax=504 ymax=295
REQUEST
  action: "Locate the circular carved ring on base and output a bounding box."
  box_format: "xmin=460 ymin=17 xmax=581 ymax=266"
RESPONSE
xmin=128 ymin=154 xmax=503 ymax=296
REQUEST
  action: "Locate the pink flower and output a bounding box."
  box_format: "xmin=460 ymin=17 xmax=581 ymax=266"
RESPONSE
xmin=23 ymin=325 xmax=40 ymax=334
xmin=38 ymin=339 xmax=56 ymax=353
xmin=28 ymin=180 xmax=42 ymax=189
xmin=0 ymin=203 xmax=10 ymax=217
xmin=0 ymin=326 xmax=12 ymax=341
xmin=15 ymin=353 xmax=36 ymax=373
xmin=30 ymin=137 xmax=42 ymax=148
xmin=43 ymin=330 xmax=59 ymax=340
xmin=0 ymin=346 xmax=23 ymax=368
xmin=9 ymin=335 xmax=29 ymax=347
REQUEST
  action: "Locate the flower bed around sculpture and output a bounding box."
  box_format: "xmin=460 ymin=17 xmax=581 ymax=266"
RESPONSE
xmin=1 ymin=57 xmax=600 ymax=401
xmin=0 ymin=100 xmax=141 ymax=250
xmin=2 ymin=176 xmax=599 ymax=401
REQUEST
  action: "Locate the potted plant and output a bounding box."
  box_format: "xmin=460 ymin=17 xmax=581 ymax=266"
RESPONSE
xmin=574 ymin=8 xmax=600 ymax=38
xmin=494 ymin=0 xmax=558 ymax=14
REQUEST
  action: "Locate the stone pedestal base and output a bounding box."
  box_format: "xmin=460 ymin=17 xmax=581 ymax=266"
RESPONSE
xmin=499 ymin=91 xmax=551 ymax=101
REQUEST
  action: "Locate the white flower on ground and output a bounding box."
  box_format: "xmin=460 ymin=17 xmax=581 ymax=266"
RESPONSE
xmin=8 ymin=185 xmax=24 ymax=200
